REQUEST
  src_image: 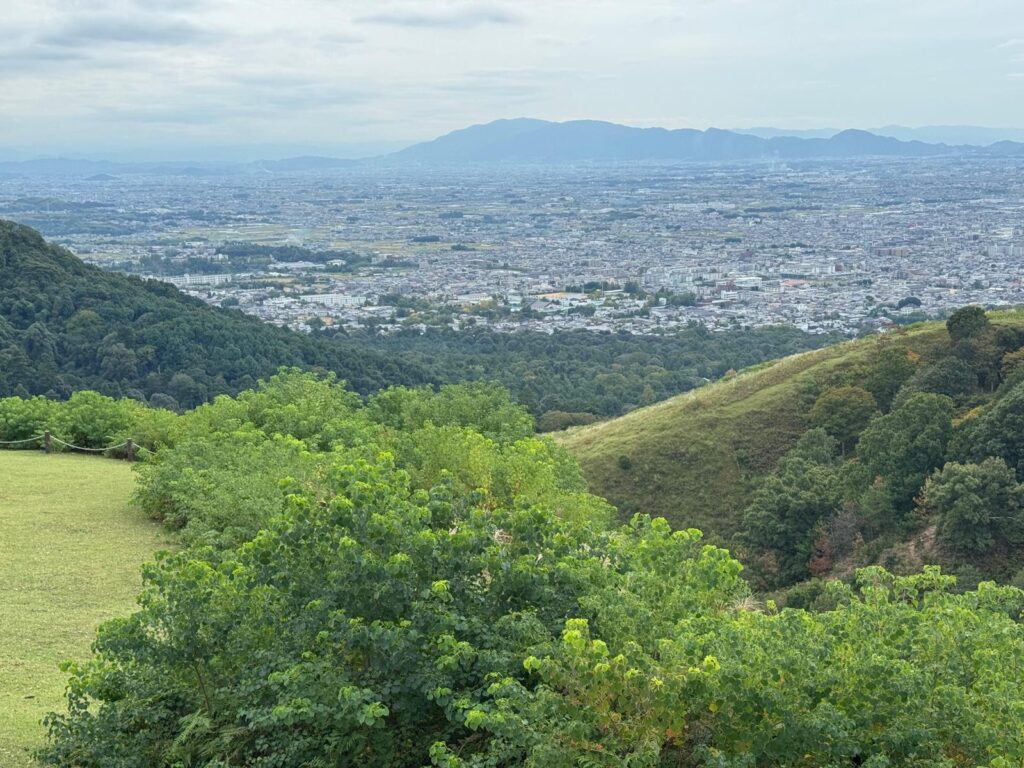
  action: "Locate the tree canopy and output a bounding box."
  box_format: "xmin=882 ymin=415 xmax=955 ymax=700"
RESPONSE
xmin=2 ymin=371 xmax=1016 ymax=768
xmin=15 ymin=371 xmax=1022 ymax=768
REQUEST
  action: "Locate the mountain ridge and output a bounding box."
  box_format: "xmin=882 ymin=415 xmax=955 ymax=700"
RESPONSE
xmin=5 ymin=120 xmax=1024 ymax=174
xmin=389 ymin=119 xmax=1024 ymax=164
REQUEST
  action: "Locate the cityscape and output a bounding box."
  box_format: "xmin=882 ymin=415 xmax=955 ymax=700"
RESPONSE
xmin=4 ymin=154 xmax=1023 ymax=337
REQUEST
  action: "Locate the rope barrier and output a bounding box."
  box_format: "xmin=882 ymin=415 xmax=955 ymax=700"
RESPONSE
xmin=0 ymin=434 xmax=44 ymax=445
xmin=0 ymin=433 xmax=150 ymax=459
xmin=49 ymin=437 xmax=131 ymax=453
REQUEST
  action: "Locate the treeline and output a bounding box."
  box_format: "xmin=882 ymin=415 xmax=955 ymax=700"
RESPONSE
xmin=740 ymin=306 xmax=1024 ymax=596
xmin=24 ymin=371 xmax=1024 ymax=767
xmin=134 ymin=243 xmax=378 ymax=277
xmin=336 ymin=325 xmax=840 ymax=424
xmin=0 ymin=390 xmax=177 ymax=455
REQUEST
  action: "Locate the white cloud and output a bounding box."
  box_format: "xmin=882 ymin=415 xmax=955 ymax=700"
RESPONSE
xmin=1 ymin=0 xmax=1023 ymax=158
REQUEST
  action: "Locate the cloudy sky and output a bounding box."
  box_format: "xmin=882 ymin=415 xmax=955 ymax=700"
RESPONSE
xmin=2 ymin=0 xmax=1023 ymax=159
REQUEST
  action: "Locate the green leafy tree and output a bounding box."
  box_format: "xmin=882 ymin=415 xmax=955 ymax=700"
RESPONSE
xmin=857 ymin=392 xmax=954 ymax=509
xmin=862 ymin=344 xmax=917 ymax=411
xmin=946 ymin=306 xmax=1002 ymax=389
xmin=469 ymin=567 xmax=1024 ymax=768
xmin=898 ymin=356 xmax=979 ymax=401
xmin=946 ymin=305 xmax=991 ymax=343
xmin=742 ymin=429 xmax=843 ymax=586
xmin=955 ymin=380 xmax=1024 ymax=474
xmin=368 ymin=382 xmax=534 ymax=442
xmin=926 ymin=458 xmax=1024 ymax=558
xmin=808 ymin=385 xmax=877 ymax=452
xmin=41 ymin=455 xmax=651 ymax=767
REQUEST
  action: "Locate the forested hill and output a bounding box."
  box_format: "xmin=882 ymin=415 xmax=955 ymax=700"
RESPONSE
xmin=0 ymin=220 xmax=428 ymax=406
xmin=560 ymin=308 xmax=1024 ymax=595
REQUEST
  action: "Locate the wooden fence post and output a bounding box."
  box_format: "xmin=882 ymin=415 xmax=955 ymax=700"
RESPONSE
xmin=44 ymin=431 xmax=52 ymax=454
xmin=126 ymin=439 xmax=137 ymax=462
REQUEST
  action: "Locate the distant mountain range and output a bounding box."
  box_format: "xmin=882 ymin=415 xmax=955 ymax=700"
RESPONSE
xmin=389 ymin=118 xmax=1024 ymax=164
xmin=3 ymin=120 xmax=1024 ymax=175
xmin=737 ymin=125 xmax=1024 ymax=145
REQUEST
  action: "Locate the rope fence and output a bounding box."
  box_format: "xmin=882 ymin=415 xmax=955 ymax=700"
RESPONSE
xmin=0 ymin=435 xmax=46 ymax=446
xmin=0 ymin=431 xmax=143 ymax=460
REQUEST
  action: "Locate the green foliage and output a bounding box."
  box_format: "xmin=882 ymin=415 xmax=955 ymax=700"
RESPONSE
xmin=742 ymin=430 xmax=844 ymax=586
xmin=230 ymin=368 xmax=364 ymax=450
xmin=946 ymin=304 xmax=991 ymax=343
xmin=0 ymin=390 xmax=179 ymax=452
xmin=808 ymin=385 xmax=877 ymax=451
xmin=0 ymin=220 xmax=428 ymax=402
xmin=134 ymin=433 xmax=320 ymax=547
xmin=945 ymin=307 xmax=1006 ymax=390
xmin=861 ymin=344 xmax=917 ymax=411
xmin=536 ymin=409 xmax=600 ymax=432
xmin=0 ymin=395 xmax=58 ymax=443
xmin=1001 ymin=346 xmax=1024 ymax=380
xmin=927 ymin=457 xmax=1024 ymax=558
xmin=368 ymin=381 xmax=535 ymax=442
xmin=898 ymin=355 xmax=979 ymax=401
xmin=26 ymin=364 xmax=1024 ymax=768
xmin=41 ymin=456 xmax=625 ymax=767
xmin=954 ymin=379 xmax=1024 ymax=474
xmin=131 ymin=371 xmax=607 ymax=546
xmin=52 ymin=391 xmax=145 ymax=449
xmin=486 ymin=568 xmax=1024 ymax=768
xmin=857 ymin=392 xmax=954 ymax=509
xmin=562 ymin=311 xmax=1024 ymax=592
xmin=351 ymin=325 xmax=839 ymax=419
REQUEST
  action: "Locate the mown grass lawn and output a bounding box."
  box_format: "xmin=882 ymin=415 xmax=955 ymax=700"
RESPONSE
xmin=0 ymin=451 xmax=171 ymax=767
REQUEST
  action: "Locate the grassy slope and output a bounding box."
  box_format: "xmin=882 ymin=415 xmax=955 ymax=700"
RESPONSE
xmin=0 ymin=452 xmax=170 ymax=767
xmin=557 ymin=311 xmax=1024 ymax=540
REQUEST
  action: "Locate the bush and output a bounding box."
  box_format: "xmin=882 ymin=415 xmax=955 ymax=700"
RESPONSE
xmin=368 ymin=381 xmax=534 ymax=443
xmin=0 ymin=395 xmax=58 ymax=445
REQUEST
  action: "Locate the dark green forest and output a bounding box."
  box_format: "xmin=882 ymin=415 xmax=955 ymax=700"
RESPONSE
xmin=339 ymin=326 xmax=839 ymax=424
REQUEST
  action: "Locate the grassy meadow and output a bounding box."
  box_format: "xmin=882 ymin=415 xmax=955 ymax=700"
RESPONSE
xmin=0 ymin=452 xmax=170 ymax=767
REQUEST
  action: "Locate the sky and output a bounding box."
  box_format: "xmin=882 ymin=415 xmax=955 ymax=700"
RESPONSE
xmin=2 ymin=0 xmax=1023 ymax=160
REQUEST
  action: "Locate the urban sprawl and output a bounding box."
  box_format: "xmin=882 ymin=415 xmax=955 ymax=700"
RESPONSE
xmin=4 ymin=156 xmax=1023 ymax=336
